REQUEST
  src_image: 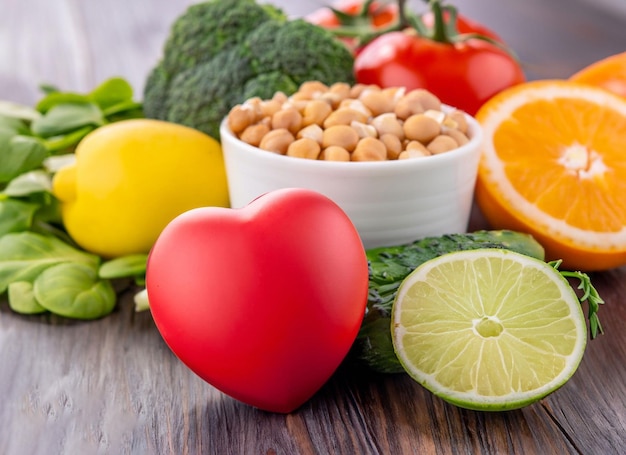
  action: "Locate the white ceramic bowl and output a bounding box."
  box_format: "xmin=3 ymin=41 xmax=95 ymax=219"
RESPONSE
xmin=220 ymin=110 xmax=483 ymax=249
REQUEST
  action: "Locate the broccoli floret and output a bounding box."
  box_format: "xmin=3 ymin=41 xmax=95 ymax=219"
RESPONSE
xmin=167 ymin=48 xmax=255 ymax=139
xmin=242 ymin=72 xmax=298 ymax=102
xmin=161 ymin=0 xmax=286 ymax=76
xmin=143 ymin=0 xmax=355 ymax=140
xmin=142 ymin=64 xmax=170 ymax=121
xmin=243 ymin=19 xmax=355 ymax=87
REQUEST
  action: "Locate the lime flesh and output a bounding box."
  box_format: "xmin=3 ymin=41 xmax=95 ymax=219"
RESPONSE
xmin=392 ymin=248 xmax=587 ymax=411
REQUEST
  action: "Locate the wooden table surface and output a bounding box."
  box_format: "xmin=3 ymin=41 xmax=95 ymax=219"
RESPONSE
xmin=1 ymin=0 xmax=626 ymax=453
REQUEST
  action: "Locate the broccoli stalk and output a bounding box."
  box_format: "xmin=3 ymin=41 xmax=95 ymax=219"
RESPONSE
xmin=143 ymin=0 xmax=355 ymax=140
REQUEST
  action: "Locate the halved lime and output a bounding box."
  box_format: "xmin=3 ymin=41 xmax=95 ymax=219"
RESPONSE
xmin=392 ymin=248 xmax=587 ymax=411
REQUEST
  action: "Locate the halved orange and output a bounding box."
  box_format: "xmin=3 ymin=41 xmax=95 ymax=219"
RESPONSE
xmin=570 ymin=52 xmax=626 ymax=98
xmin=475 ymin=79 xmax=626 ymax=271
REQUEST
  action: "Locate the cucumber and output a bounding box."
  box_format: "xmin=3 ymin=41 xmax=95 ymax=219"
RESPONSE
xmin=355 ymin=230 xmax=545 ymax=374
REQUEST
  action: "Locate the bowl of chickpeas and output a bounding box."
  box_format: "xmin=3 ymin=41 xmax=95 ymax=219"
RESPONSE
xmin=220 ymin=81 xmax=483 ymax=249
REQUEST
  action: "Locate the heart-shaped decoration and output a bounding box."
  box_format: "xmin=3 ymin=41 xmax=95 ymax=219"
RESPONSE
xmin=146 ymin=188 xmax=369 ymax=413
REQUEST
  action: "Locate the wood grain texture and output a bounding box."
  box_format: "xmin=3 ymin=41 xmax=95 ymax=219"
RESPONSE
xmin=1 ymin=0 xmax=626 ymax=453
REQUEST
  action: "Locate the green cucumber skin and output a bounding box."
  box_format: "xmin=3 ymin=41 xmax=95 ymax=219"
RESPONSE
xmin=356 ymin=230 xmax=545 ymax=374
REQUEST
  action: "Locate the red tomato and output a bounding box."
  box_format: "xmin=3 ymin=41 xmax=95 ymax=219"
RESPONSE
xmin=146 ymin=188 xmax=369 ymax=413
xmin=306 ymin=0 xmax=398 ymax=53
xmin=306 ymin=0 xmax=398 ymax=29
xmin=354 ymin=30 xmax=525 ymax=115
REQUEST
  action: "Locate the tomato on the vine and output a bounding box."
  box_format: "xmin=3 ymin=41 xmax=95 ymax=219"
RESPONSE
xmin=354 ymin=30 xmax=525 ymax=115
xmin=306 ymin=0 xmax=398 ymax=29
xmin=352 ymin=0 xmax=525 ymax=115
xmin=306 ymin=0 xmax=399 ymax=53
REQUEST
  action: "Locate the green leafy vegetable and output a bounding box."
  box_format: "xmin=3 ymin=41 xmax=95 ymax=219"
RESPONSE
xmin=31 ymin=102 xmax=104 ymax=138
xmin=0 ymin=198 xmax=39 ymax=236
xmin=0 ymin=101 xmax=41 ymax=122
xmin=99 ymin=254 xmax=148 ymax=280
xmin=33 ymin=262 xmax=116 ymax=320
xmin=0 ymin=232 xmax=120 ymax=319
xmin=7 ymin=281 xmax=46 ymax=314
xmin=0 ymin=77 xmax=144 ymax=320
xmin=0 ymin=131 xmax=47 ymax=183
xmin=3 ymin=170 xmax=52 ymax=196
xmin=0 ymin=232 xmax=100 ymax=294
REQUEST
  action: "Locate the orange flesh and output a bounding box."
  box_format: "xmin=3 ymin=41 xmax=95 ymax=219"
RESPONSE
xmin=492 ymin=97 xmax=626 ymax=233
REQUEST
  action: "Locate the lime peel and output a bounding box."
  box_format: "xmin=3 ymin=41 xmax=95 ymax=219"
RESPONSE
xmin=392 ymin=248 xmax=593 ymax=411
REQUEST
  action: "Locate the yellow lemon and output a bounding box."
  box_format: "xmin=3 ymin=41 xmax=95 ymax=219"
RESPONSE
xmin=53 ymin=119 xmax=229 ymax=258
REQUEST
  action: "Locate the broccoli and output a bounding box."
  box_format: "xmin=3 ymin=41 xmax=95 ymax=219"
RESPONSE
xmin=143 ymin=0 xmax=355 ymax=140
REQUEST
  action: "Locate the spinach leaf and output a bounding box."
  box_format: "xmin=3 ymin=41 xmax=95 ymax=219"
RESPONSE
xmin=43 ymin=125 xmax=94 ymax=153
xmin=0 ymin=132 xmax=48 ymax=182
xmin=0 ymin=102 xmax=41 ymax=122
xmin=33 ymin=262 xmax=116 ymax=320
xmin=89 ymin=77 xmax=134 ymax=110
xmin=31 ymin=102 xmax=105 ymax=138
xmin=3 ymin=170 xmax=51 ymax=196
xmin=0 ymin=231 xmax=99 ymax=294
xmin=35 ymin=92 xmax=90 ymax=114
xmin=0 ymin=198 xmax=38 ymax=235
xmin=99 ymin=254 xmax=148 ymax=279
xmin=8 ymin=281 xmax=47 ymax=314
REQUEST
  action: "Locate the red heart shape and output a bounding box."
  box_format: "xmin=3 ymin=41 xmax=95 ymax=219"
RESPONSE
xmin=146 ymin=188 xmax=369 ymax=413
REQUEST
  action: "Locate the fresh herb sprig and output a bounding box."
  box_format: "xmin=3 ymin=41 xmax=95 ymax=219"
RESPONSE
xmin=549 ymin=259 xmax=605 ymax=339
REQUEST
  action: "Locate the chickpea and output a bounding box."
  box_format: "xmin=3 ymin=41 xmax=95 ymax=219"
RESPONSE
xmin=272 ymin=91 xmax=288 ymax=104
xmin=338 ymin=99 xmax=372 ymax=117
xmin=320 ymin=145 xmax=351 ymax=162
xmin=395 ymin=100 xmax=419 ymax=120
xmin=447 ymin=110 xmax=468 ymax=134
xmin=298 ymin=81 xmax=329 ymax=99
xmin=352 ymin=137 xmax=387 ymax=161
xmin=404 ymin=114 xmax=441 ymax=144
xmin=287 ymin=137 xmax=321 ymax=160
xmin=302 ymin=99 xmax=332 ymax=127
xmin=380 ymin=133 xmax=403 ymax=160
xmin=283 ymin=98 xmax=309 ymax=114
xmin=423 ymin=109 xmax=446 ymax=124
xmin=427 ymin=135 xmax=459 ymax=154
xmin=239 ymin=122 xmax=270 ymax=147
xmin=323 ymin=108 xmax=368 ymax=128
xmin=259 ymin=128 xmax=294 ymax=154
xmin=350 ymin=83 xmax=378 ymax=99
xmin=443 ymin=127 xmax=469 ymax=146
xmin=360 ymin=88 xmax=398 ymax=117
xmin=399 ymin=148 xmax=431 ymax=159
xmin=227 ymin=105 xmax=257 ymax=134
xmin=328 ymin=82 xmax=352 ymax=102
xmin=322 ymin=124 xmax=360 ymax=151
xmin=370 ymin=113 xmax=404 ymax=139
xmin=412 ymin=89 xmax=442 ymax=111
xmin=297 ymin=123 xmax=324 ymax=144
xmin=351 ymin=121 xmax=378 ymax=139
xmin=243 ymin=96 xmax=264 ymax=116
xmin=271 ymin=107 xmax=303 ymax=134
xmin=405 ymin=140 xmax=430 ymax=155
xmin=395 ymin=89 xmax=442 ymax=120
xmin=260 ymin=98 xmax=284 ymax=118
